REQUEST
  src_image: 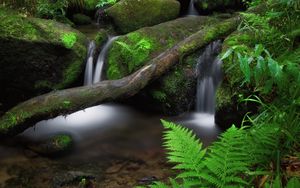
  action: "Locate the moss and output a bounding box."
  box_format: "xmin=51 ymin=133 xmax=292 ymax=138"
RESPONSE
xmin=95 ymin=29 xmax=108 ymax=46
xmin=216 ymin=86 xmax=233 ymax=110
xmin=106 ymin=0 xmax=180 ymax=33
xmin=106 ymin=16 xmax=218 ymax=80
xmin=53 ymin=134 xmax=73 ymax=149
xmin=151 ymin=91 xmax=167 ymax=102
xmin=61 ymin=32 xmax=77 ymax=49
xmin=0 ymin=8 xmax=88 ymax=111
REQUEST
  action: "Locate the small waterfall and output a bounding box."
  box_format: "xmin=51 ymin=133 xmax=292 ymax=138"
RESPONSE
xmin=93 ymin=36 xmax=119 ymax=83
xmin=84 ymin=41 xmax=96 ymax=86
xmin=187 ymin=0 xmax=199 ymax=16
xmin=196 ymin=40 xmax=222 ymax=114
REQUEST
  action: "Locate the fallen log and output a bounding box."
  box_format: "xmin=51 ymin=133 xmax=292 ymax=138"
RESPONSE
xmin=0 ymin=16 xmax=240 ymax=138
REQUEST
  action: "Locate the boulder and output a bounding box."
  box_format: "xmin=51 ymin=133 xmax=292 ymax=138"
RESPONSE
xmin=106 ymin=0 xmax=181 ymax=34
xmin=72 ymin=13 xmax=92 ymax=25
xmin=0 ymin=8 xmax=88 ymax=111
xmin=194 ymin=0 xmax=244 ymax=14
xmin=105 ymin=16 xmax=220 ymax=114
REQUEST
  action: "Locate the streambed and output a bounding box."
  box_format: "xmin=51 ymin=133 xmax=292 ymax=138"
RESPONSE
xmin=0 ymin=103 xmax=220 ymax=187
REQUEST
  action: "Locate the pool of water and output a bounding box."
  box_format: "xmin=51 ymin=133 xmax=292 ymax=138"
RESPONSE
xmin=0 ymin=103 xmax=221 ymax=187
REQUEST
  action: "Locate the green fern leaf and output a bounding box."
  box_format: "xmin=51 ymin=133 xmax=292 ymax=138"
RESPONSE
xmin=161 ymin=120 xmax=206 ymax=182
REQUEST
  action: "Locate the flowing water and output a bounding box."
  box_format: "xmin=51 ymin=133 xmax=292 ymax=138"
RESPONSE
xmin=93 ymin=36 xmax=119 ymax=83
xmin=0 ymin=39 xmax=223 ymax=187
xmin=196 ymin=40 xmax=222 ymax=113
xmin=84 ymin=41 xmax=96 ymax=86
xmin=187 ymin=0 xmax=199 ymax=16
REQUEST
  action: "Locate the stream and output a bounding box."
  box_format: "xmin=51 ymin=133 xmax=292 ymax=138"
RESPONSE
xmin=0 ymin=7 xmax=223 ymax=187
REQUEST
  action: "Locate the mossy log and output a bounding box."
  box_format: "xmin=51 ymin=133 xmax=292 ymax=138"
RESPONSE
xmin=0 ymin=17 xmax=240 ymax=138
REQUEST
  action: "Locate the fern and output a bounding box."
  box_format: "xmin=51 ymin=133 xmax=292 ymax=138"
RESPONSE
xmin=161 ymin=120 xmax=206 ymax=180
xmin=199 ymin=125 xmax=249 ymax=188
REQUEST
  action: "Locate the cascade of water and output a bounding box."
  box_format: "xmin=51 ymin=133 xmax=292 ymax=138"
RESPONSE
xmin=84 ymin=41 xmax=96 ymax=86
xmin=196 ymin=40 xmax=222 ymax=114
xmin=187 ymin=0 xmax=199 ymax=16
xmin=93 ymin=36 xmax=119 ymax=83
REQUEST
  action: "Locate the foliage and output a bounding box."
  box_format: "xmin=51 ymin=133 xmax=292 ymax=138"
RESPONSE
xmin=36 ymin=0 xmax=68 ymax=19
xmin=61 ymin=32 xmax=77 ymax=49
xmin=222 ymin=44 xmax=284 ymax=94
xmin=141 ymin=114 xmax=299 ymax=187
xmin=116 ymin=38 xmax=152 ymax=72
xmin=96 ymin=0 xmax=116 ymax=8
xmin=161 ymin=120 xmax=206 ymax=180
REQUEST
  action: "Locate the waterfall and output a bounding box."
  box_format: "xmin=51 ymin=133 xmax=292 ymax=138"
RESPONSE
xmin=84 ymin=41 xmax=96 ymax=86
xmin=187 ymin=0 xmax=199 ymax=16
xmin=93 ymin=36 xmax=119 ymax=84
xmin=196 ymin=40 xmax=222 ymax=114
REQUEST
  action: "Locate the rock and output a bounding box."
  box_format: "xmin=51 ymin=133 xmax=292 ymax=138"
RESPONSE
xmin=194 ymin=0 xmax=244 ymax=14
xmin=27 ymin=134 xmax=73 ymax=155
xmin=177 ymin=0 xmax=191 ymax=14
xmin=72 ymin=13 xmax=92 ymax=25
xmin=105 ymin=16 xmax=220 ymax=114
xmin=0 ymin=8 xmax=88 ymax=111
xmin=105 ymin=0 xmax=181 ymax=34
xmin=52 ymin=171 xmax=96 ymax=188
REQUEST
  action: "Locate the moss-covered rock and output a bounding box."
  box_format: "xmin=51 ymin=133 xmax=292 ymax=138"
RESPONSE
xmin=0 ymin=7 xmax=88 ymax=111
xmin=194 ymin=0 xmax=244 ymax=14
xmin=27 ymin=134 xmax=73 ymax=155
xmin=105 ymin=16 xmax=220 ymax=114
xmin=72 ymin=13 xmax=92 ymax=25
xmin=106 ymin=0 xmax=181 ymax=34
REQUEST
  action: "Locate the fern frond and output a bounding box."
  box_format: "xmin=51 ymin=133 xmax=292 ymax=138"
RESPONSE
xmin=161 ymin=119 xmax=206 ymax=181
xmin=200 ymin=125 xmax=249 ymax=188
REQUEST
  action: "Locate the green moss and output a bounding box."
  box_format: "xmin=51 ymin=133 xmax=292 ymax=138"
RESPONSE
xmin=61 ymin=32 xmax=77 ymax=49
xmin=53 ymin=135 xmax=73 ymax=149
xmin=106 ymin=0 xmax=180 ymax=33
xmin=0 ymin=7 xmax=38 ymax=41
xmin=95 ymin=30 xmax=108 ymax=46
xmin=106 ymin=16 xmax=218 ymax=80
xmin=151 ymin=90 xmax=167 ymax=102
xmin=216 ymin=86 xmax=233 ymax=110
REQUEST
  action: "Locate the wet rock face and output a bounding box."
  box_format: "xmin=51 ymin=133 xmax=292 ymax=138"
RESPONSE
xmin=0 ymin=8 xmax=88 ymax=112
xmin=105 ymin=0 xmax=181 ymax=34
xmin=177 ymin=0 xmax=191 ymax=14
xmin=194 ymin=0 xmax=245 ymax=14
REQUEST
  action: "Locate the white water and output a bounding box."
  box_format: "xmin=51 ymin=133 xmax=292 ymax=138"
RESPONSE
xmin=187 ymin=0 xmax=199 ymax=16
xmin=93 ymin=36 xmax=119 ymax=83
xmin=84 ymin=41 xmax=96 ymax=86
xmin=196 ymin=40 xmax=222 ymax=114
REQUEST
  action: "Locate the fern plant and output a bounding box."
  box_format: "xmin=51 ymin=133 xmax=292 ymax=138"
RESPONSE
xmin=116 ymin=38 xmax=152 ymax=72
xmin=161 ymin=120 xmax=206 ymax=185
xmin=200 ymin=126 xmax=250 ymax=188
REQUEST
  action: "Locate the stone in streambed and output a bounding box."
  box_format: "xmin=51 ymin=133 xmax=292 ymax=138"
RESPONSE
xmin=72 ymin=13 xmax=92 ymax=25
xmin=105 ymin=0 xmax=181 ymax=34
xmin=27 ymin=134 xmax=73 ymax=155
